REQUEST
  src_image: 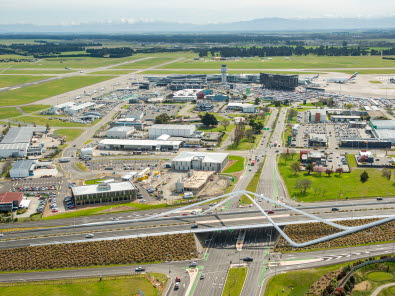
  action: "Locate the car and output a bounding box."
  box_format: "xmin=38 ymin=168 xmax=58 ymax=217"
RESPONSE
xmin=191 ymin=224 xmax=198 ymax=229
xmin=174 ymin=282 xmax=180 ymax=290
xmin=67 ymin=206 xmax=76 ymax=209
xmin=85 ymin=233 xmax=94 ymax=238
xmin=51 ymin=209 xmax=58 ymax=212
xmin=182 ymin=213 xmax=189 ymax=216
xmin=200 ymin=274 xmax=205 ymax=280
xmin=0 ymin=234 xmax=4 ymax=237
xmin=331 ymin=208 xmax=339 ymax=211
xmin=73 ymin=145 xmax=76 ymax=147
xmin=135 ymin=267 xmax=145 ymax=272
xmin=111 ymin=217 xmax=120 ymax=221
xmin=189 ymin=262 xmax=197 ymax=267
xmin=376 ymin=197 xmax=383 ymax=201
xmin=266 ymin=210 xmax=275 ymax=214
xmin=242 ymin=257 xmax=253 ymax=262
xmin=175 ymin=276 xmax=181 ymax=282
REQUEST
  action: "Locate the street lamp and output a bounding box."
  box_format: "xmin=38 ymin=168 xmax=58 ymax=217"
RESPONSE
xmin=166 ymin=254 xmax=171 ymax=274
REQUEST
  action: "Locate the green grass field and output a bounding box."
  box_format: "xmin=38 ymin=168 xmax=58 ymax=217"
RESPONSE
xmin=278 ymin=157 xmax=395 ymax=202
xmin=222 ymin=267 xmax=248 ymax=296
xmin=0 ymin=76 xmax=115 ymax=106
xmin=15 ymin=116 xmax=97 ymax=127
xmin=20 ymin=104 xmax=51 ymax=113
xmin=0 ymin=75 xmax=55 ymax=88
xmin=0 ymin=55 xmax=145 ymax=69
xmin=84 ymin=179 xmax=105 ymax=185
xmin=0 ymin=69 xmax=73 ymax=74
xmin=223 ymin=156 xmax=245 ymax=173
xmin=341 ymin=69 xmax=395 ymax=74
xmin=53 ymin=129 xmax=84 ymax=141
xmin=162 ymin=55 xmax=395 ymax=69
xmin=43 ymin=202 xmax=169 ymax=220
xmin=112 ymin=57 xmax=180 ymax=69
xmin=380 ymin=286 xmax=395 ymax=296
xmin=369 ymin=80 xmax=383 ymax=84
xmin=0 ymin=107 xmax=21 ymax=119
xmin=0 ymin=274 xmax=166 ymax=296
xmin=89 ymin=70 xmax=137 ymax=75
xmin=264 ymin=263 xmax=349 ymax=296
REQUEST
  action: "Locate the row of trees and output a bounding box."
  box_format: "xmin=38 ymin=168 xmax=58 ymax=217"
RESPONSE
xmin=86 ymin=47 xmax=135 ymax=58
xmin=196 ymin=45 xmax=395 ymax=57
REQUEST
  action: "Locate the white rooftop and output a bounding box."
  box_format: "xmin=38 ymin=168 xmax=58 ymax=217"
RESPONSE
xmin=173 ymin=151 xmax=228 ymax=163
xmin=72 ymin=181 xmax=136 ymax=196
xmin=150 ymin=124 xmax=196 ymax=130
xmin=100 ymin=139 xmax=183 ymax=146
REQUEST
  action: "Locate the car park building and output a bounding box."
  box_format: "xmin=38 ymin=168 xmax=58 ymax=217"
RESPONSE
xmin=0 ymin=192 xmax=23 ymax=212
xmin=98 ymin=139 xmax=183 ymax=151
xmin=9 ymin=159 xmax=37 ymax=178
xmin=71 ymin=182 xmax=137 ymax=206
xmin=149 ymin=124 xmax=196 ymax=139
xmin=106 ymin=126 xmax=135 ymax=139
xmin=172 ymin=151 xmax=229 ymax=172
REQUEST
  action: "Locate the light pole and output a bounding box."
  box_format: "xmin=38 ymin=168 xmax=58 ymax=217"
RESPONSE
xmin=166 ymin=254 xmax=171 ymax=274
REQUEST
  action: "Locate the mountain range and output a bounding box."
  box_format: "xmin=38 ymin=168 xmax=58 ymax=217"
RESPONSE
xmin=1 ymin=17 xmax=395 ymax=33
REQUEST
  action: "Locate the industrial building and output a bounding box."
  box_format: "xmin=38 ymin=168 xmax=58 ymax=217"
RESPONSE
xmin=227 ymin=103 xmax=257 ymax=113
xmin=330 ymin=115 xmax=360 ymax=122
xmin=148 ymin=124 xmax=196 ymax=139
xmin=113 ymin=118 xmax=144 ymax=130
xmin=0 ymin=127 xmax=46 ymax=158
xmin=9 ymin=160 xmax=37 ymax=178
xmin=339 ymin=138 xmax=392 ymax=149
xmin=0 ymin=192 xmax=23 ymax=212
xmin=64 ymin=102 xmax=96 ymax=115
xmin=98 ymin=139 xmax=183 ymax=151
xmin=370 ymin=120 xmax=395 ymax=129
xmin=369 ymin=120 xmax=395 ymax=144
xmin=106 ymin=126 xmax=135 ymax=139
xmin=310 ymin=109 xmax=327 ymax=122
xmin=71 ymin=182 xmax=137 ymax=206
xmin=309 ymin=134 xmax=328 ymax=147
xmin=172 ymin=151 xmax=229 ymax=172
xmin=260 ymin=73 xmax=299 ymax=90
xmin=125 ymin=110 xmax=144 ymax=121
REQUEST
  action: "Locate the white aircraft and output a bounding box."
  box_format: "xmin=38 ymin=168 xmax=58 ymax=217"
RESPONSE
xmin=298 ymin=74 xmax=319 ymax=85
xmin=326 ymin=72 xmax=358 ymax=84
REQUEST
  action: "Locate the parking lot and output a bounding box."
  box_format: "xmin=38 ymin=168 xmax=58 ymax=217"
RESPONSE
xmin=123 ymin=103 xmax=181 ymax=121
xmin=86 ymin=159 xmax=166 ymax=171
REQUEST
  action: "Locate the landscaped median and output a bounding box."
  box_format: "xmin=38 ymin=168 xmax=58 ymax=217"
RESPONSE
xmin=239 ymin=159 xmax=265 ymax=205
xmin=222 ymin=266 xmax=248 ymax=296
xmin=223 ymin=156 xmax=245 ymax=173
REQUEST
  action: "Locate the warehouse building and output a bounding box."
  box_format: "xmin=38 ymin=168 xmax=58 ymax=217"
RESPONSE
xmin=0 ymin=127 xmax=46 ymax=158
xmin=9 ymin=160 xmax=37 ymax=178
xmin=370 ymin=120 xmax=395 ymax=130
xmin=125 ymin=110 xmax=144 ymax=121
xmin=148 ymin=124 xmax=196 ymax=139
xmin=330 ymin=115 xmax=361 ymax=122
xmin=227 ymin=103 xmax=257 ymax=113
xmin=64 ymin=102 xmax=96 ymax=115
xmin=113 ymin=118 xmax=144 ymax=130
xmin=172 ymin=151 xmax=229 ymax=172
xmin=369 ymin=120 xmax=395 ymax=144
xmin=0 ymin=192 xmax=23 ymax=212
xmin=71 ymin=182 xmax=137 ymax=206
xmin=98 ymin=139 xmax=183 ymax=151
xmin=106 ymin=126 xmax=135 ymax=139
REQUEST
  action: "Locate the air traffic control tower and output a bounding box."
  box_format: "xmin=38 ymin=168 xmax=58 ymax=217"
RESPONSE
xmin=221 ymin=64 xmax=227 ymax=85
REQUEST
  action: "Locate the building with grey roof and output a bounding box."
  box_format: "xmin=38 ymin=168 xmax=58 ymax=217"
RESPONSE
xmin=370 ymin=120 xmax=395 ymax=130
xmin=106 ymin=126 xmax=135 ymax=139
xmin=71 ymin=181 xmax=137 ymax=206
xmin=1 ymin=127 xmax=46 ymax=144
xmin=9 ymin=160 xmax=37 ymax=178
xmin=149 ymin=124 xmax=196 ymax=139
xmin=172 ymin=151 xmax=229 ymax=172
xmin=98 ymin=139 xmax=183 ymax=151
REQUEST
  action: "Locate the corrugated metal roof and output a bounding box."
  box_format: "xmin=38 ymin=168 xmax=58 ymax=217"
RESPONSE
xmin=172 ymin=151 xmax=228 ymax=163
xmin=1 ymin=127 xmax=46 ymax=144
xmin=10 ymin=160 xmax=36 ymax=170
xmin=72 ymin=182 xmax=136 ymax=196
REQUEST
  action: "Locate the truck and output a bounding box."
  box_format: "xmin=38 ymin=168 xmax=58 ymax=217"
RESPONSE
xmin=59 ymin=157 xmax=70 ymax=163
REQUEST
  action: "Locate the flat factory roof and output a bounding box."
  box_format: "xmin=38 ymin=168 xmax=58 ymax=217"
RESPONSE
xmin=173 ymin=151 xmax=228 ymax=163
xmin=149 ymin=124 xmax=196 ymax=130
xmin=100 ymin=139 xmax=183 ymax=146
xmin=72 ymin=182 xmax=136 ymax=196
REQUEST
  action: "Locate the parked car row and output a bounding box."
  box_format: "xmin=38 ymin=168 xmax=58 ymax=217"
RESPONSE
xmin=13 ymin=185 xmax=59 ymax=192
xmin=64 ymin=196 xmax=76 ymax=209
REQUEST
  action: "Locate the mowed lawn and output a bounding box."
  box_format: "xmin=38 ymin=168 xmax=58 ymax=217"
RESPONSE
xmin=20 ymin=104 xmax=51 ymax=113
xmin=0 ymin=75 xmax=55 ymax=88
xmin=0 ymin=107 xmax=21 ymax=119
xmin=162 ymin=55 xmax=395 ymax=69
xmin=0 ymin=274 xmax=164 ymax=296
xmin=0 ymin=76 xmax=116 ymax=106
xmin=112 ymin=57 xmax=180 ymax=69
xmin=223 ymin=156 xmax=245 ymax=173
xmin=279 ymin=158 xmax=395 ymax=202
xmin=15 ymin=116 xmax=98 ymax=127
xmin=222 ymin=267 xmax=248 ymax=296
xmin=53 ymin=129 xmax=84 ymax=141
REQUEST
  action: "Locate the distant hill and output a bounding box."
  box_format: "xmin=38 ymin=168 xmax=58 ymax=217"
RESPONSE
xmin=1 ymin=17 xmax=395 ymax=33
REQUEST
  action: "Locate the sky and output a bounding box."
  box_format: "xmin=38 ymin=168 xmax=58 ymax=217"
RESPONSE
xmin=1 ymin=0 xmax=394 ymax=25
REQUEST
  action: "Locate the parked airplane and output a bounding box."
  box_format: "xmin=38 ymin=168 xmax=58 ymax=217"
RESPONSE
xmin=326 ymin=72 xmax=358 ymax=83
xmin=298 ymin=74 xmax=319 ymax=85
xmin=65 ymin=67 xmax=71 ymax=70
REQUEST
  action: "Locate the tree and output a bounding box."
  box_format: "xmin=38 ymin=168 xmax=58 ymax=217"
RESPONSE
xmin=45 ymin=123 xmax=50 ymax=132
xmin=335 ymin=167 xmax=343 ymax=176
xmin=360 ymin=171 xmax=369 ymax=183
xmin=295 ymin=179 xmax=312 ymax=194
xmin=201 ymin=113 xmax=218 ymax=127
xmin=305 ymin=163 xmax=314 ymax=175
xmin=233 ymin=123 xmax=245 ymax=147
xmin=288 ymin=109 xmax=298 ymax=120
xmin=254 ymin=98 xmax=260 ymax=105
xmin=263 ymin=106 xmax=270 ymax=113
xmin=290 ymin=162 xmax=300 ymax=175
xmin=155 ymin=113 xmax=170 ymax=124
xmin=382 ymin=169 xmax=392 ymax=180
xmin=325 ymin=168 xmax=333 ymax=176
xmin=220 ymin=119 xmax=230 ymax=131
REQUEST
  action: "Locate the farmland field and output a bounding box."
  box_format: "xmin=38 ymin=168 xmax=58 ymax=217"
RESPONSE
xmin=0 ymin=76 xmax=116 ymax=106
xmin=0 ymin=75 xmax=55 ymax=88
xmin=0 ymin=274 xmax=167 ymax=296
